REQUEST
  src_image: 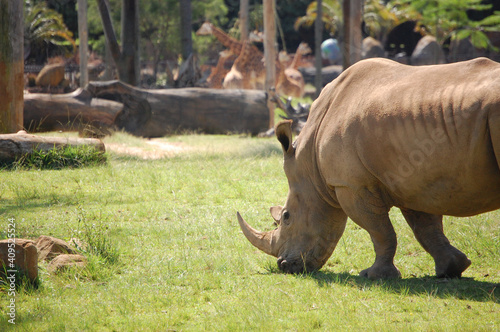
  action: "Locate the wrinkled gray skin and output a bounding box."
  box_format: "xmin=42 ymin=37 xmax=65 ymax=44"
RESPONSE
xmin=238 ymin=57 xmax=500 ymax=279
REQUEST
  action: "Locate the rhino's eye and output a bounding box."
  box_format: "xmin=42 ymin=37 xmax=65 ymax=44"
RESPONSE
xmin=282 ymin=211 xmax=290 ymax=221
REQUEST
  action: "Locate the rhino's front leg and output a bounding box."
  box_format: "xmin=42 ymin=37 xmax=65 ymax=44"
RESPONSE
xmin=336 ymin=188 xmax=401 ymax=279
xmin=400 ymin=209 xmax=471 ymax=278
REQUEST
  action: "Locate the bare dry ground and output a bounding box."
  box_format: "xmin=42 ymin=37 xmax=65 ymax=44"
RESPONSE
xmin=105 ymin=139 xmax=190 ymax=159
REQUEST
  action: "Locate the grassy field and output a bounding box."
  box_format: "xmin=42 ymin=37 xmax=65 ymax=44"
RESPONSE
xmin=0 ymin=132 xmax=499 ymax=331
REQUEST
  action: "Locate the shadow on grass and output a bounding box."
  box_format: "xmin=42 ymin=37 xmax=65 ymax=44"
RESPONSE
xmin=309 ymin=271 xmax=500 ymax=303
xmin=0 ymin=193 xmax=83 ymax=216
xmin=0 ymin=200 xmax=63 ymax=217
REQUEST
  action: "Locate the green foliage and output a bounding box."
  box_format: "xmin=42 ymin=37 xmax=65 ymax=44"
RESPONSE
xmin=2 ymin=145 xmax=107 ymax=170
xmin=138 ymin=0 xmax=182 ymax=64
xmin=364 ymin=0 xmax=401 ymax=40
xmin=294 ymin=0 xmax=341 ymax=36
xmin=391 ymin=0 xmax=500 ymax=50
xmin=86 ymin=0 xmax=119 ymax=54
xmin=87 ymin=0 xmax=229 ymax=63
xmin=24 ymin=0 xmax=76 ymax=63
xmin=192 ymin=0 xmax=228 ymax=23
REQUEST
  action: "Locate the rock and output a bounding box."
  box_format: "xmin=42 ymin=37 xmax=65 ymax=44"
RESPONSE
xmin=299 ymin=65 xmax=343 ymax=86
xmin=394 ymin=52 xmax=410 ymax=65
xmin=448 ymin=37 xmax=475 ymax=63
xmin=47 ymin=254 xmax=87 ymax=273
xmin=35 ymin=63 xmax=65 ymax=87
xmin=0 ymin=239 xmax=39 ymax=283
xmin=411 ymin=35 xmax=446 ymax=66
xmin=362 ymin=37 xmax=385 ymax=59
xmin=35 ymin=236 xmax=75 ymax=261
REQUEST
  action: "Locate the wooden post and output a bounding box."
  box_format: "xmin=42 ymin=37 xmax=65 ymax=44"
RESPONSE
xmin=0 ymin=0 xmax=24 ymax=133
xmin=263 ymin=0 xmax=276 ymax=129
xmin=314 ymin=0 xmax=323 ymax=97
xmin=78 ymin=0 xmax=89 ymax=87
xmin=343 ymin=0 xmax=363 ymax=70
xmin=240 ymin=0 xmax=249 ymax=42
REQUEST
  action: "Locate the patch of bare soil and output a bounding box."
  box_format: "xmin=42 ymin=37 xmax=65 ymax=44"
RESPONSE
xmin=105 ymin=139 xmax=190 ymax=160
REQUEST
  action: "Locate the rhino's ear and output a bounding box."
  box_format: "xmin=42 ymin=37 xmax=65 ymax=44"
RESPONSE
xmin=275 ymin=120 xmax=294 ymax=155
xmin=270 ymin=206 xmax=283 ymax=224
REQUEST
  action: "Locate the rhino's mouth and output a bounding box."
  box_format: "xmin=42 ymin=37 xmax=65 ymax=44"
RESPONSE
xmin=277 ymin=255 xmax=319 ymax=274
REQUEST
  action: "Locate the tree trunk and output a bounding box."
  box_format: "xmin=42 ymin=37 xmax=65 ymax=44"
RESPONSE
xmin=263 ymin=0 xmax=276 ymax=129
xmin=314 ymin=0 xmax=323 ymax=97
xmin=0 ymin=131 xmax=105 ymax=163
xmin=78 ymin=0 xmax=89 ymax=87
xmin=96 ymin=0 xmax=121 ymax=64
xmin=121 ymin=0 xmax=140 ymax=85
xmin=96 ymin=0 xmax=139 ymax=86
xmin=180 ymin=0 xmax=193 ymax=61
xmin=343 ymin=0 xmax=363 ymax=70
xmin=240 ymin=0 xmax=249 ymax=42
xmin=86 ymin=81 xmax=269 ymax=137
xmin=0 ymin=0 xmax=24 ymax=133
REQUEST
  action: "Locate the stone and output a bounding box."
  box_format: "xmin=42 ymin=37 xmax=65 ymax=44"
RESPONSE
xmin=448 ymin=37 xmax=475 ymax=63
xmin=0 ymin=239 xmax=39 ymax=283
xmin=362 ymin=37 xmax=385 ymax=59
xmin=411 ymin=35 xmax=446 ymax=66
xmin=36 ymin=236 xmax=75 ymax=261
xmin=35 ymin=63 xmax=65 ymax=87
xmin=47 ymin=254 xmax=87 ymax=273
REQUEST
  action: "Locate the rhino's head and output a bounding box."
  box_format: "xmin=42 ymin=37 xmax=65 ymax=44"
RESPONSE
xmin=238 ymin=121 xmax=348 ymax=274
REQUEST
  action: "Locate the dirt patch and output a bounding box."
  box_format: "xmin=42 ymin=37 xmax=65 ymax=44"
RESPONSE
xmin=105 ymin=139 xmax=190 ymax=160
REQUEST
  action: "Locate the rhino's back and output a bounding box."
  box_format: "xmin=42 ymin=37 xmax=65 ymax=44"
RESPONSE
xmin=310 ymin=58 xmax=500 ymax=216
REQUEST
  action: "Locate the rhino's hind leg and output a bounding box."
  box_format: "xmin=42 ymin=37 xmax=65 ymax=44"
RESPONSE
xmin=489 ymin=108 xmax=500 ymax=171
xmin=336 ymin=188 xmax=401 ymax=280
xmin=400 ymin=208 xmax=471 ymax=278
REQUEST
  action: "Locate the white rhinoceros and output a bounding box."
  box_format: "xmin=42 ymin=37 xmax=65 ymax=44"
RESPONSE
xmin=238 ymin=57 xmax=500 ymax=279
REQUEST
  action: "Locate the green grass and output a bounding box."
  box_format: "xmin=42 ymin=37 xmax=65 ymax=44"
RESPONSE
xmin=1 ymin=144 xmax=107 ymax=170
xmin=0 ymin=132 xmax=498 ymax=331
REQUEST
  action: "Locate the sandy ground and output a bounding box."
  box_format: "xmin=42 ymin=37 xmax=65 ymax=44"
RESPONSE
xmin=105 ymin=139 xmax=190 ymax=160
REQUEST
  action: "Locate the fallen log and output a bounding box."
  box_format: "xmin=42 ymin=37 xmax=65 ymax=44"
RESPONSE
xmin=24 ymin=81 xmax=270 ymax=137
xmin=24 ymin=88 xmax=123 ymax=137
xmin=87 ymin=80 xmax=269 ymax=137
xmin=0 ymin=131 xmax=105 ymax=163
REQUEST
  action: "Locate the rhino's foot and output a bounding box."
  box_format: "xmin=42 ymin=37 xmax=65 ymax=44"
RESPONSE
xmin=359 ymin=263 xmax=401 ymax=280
xmin=435 ymin=248 xmax=471 ymax=278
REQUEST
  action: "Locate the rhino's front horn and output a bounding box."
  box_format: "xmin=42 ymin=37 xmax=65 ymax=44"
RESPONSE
xmin=237 ymin=212 xmax=278 ymax=257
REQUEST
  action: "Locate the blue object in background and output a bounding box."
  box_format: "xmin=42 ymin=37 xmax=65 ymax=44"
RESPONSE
xmin=321 ymin=38 xmax=341 ymax=64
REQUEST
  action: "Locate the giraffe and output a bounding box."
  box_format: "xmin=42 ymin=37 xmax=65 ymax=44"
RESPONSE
xmin=196 ymin=22 xmax=242 ymax=55
xmin=289 ymin=42 xmax=311 ymax=71
xmin=206 ymin=50 xmax=237 ymax=89
xmin=197 ymin=22 xmax=268 ymax=90
xmin=276 ymin=42 xmax=311 ymax=98
xmin=223 ymin=40 xmax=266 ymax=90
